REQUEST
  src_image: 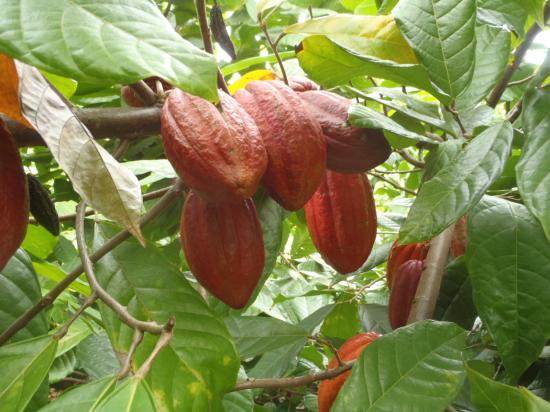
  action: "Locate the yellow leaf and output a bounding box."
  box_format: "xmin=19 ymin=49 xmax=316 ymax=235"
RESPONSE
xmin=229 ymin=70 xmax=278 ymax=94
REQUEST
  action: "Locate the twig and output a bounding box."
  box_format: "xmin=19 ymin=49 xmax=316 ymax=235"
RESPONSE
xmin=232 ymin=361 xmax=355 ymax=391
xmin=407 ymin=225 xmax=454 ymax=323
xmin=129 ymin=81 xmax=157 ymax=107
xmin=368 ymin=172 xmax=417 ymax=196
xmin=260 ymin=21 xmax=288 ymax=84
xmin=507 ymin=73 xmax=536 ymax=86
xmin=397 ymin=149 xmax=425 ymax=168
xmin=311 ymin=335 xmax=343 ymax=366
xmin=374 ymin=168 xmax=422 ymax=175
xmin=0 ymin=181 xmax=185 ymax=346
xmin=118 ymin=329 xmax=144 ymax=379
xmin=506 ymin=100 xmax=523 ymax=123
xmin=446 ymin=106 xmax=467 ymax=136
xmin=75 ymin=202 xmax=167 ymax=335
xmin=164 ymin=0 xmax=173 ymax=17
xmin=134 ymin=318 xmax=175 ymax=379
xmin=53 ymin=293 xmax=98 ymax=339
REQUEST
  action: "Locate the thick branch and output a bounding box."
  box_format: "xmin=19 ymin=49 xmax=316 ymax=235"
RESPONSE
xmin=0 ymin=181 xmax=184 ymax=346
xmin=407 ymin=225 xmax=454 ymax=323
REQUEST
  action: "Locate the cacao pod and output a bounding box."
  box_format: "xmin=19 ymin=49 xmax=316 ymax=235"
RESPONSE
xmin=318 ymin=332 xmax=380 ymax=412
xmin=0 ymin=122 xmax=29 ymax=271
xmin=180 ymin=191 xmax=265 ymax=309
xmin=161 ymin=89 xmax=267 ymax=202
xmin=299 ymin=90 xmax=391 ymax=173
xmin=386 ymin=240 xmax=429 ymax=288
xmin=122 ymin=77 xmax=172 ymax=107
xmin=389 ymin=259 xmax=423 ymax=329
xmin=304 ymin=171 xmax=377 ymax=274
xmin=234 ymin=80 xmax=326 ymax=211
xmin=27 ymin=174 xmax=60 ymax=236
xmin=287 ymin=76 xmax=320 ymax=92
xmin=451 ymin=215 xmax=468 ymax=258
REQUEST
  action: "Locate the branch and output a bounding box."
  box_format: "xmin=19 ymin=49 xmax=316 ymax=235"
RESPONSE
xmin=0 ymin=180 xmax=185 ymax=346
xmin=368 ymin=172 xmax=417 ymax=196
xmin=397 ymin=149 xmax=425 ymax=168
xmin=135 ymin=319 xmax=175 ymax=379
xmin=260 ymin=22 xmax=288 ymax=84
xmin=53 ymin=293 xmax=98 ymax=339
xmin=232 ymin=361 xmax=355 ymax=391
xmin=407 ymin=225 xmax=454 ymax=323
xmin=129 ymin=81 xmax=157 ymax=106
xmin=118 ymin=329 xmax=144 ymax=379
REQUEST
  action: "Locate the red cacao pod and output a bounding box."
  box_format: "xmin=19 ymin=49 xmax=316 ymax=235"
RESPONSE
xmin=287 ymin=76 xmax=320 ymax=92
xmin=318 ymin=332 xmax=380 ymax=412
xmin=304 ymin=171 xmax=377 ymax=274
xmin=386 ymin=240 xmax=429 ymax=288
xmin=234 ymin=80 xmax=326 ymax=211
xmin=389 ymin=260 xmax=423 ymax=329
xmin=122 ymin=77 xmax=172 ymax=107
xmin=299 ymin=90 xmax=391 ymax=173
xmin=0 ymin=122 xmax=29 ymax=271
xmin=180 ymin=191 xmax=265 ymax=309
xmin=161 ymin=89 xmax=267 ymax=202
xmin=451 ymin=215 xmax=468 ymax=258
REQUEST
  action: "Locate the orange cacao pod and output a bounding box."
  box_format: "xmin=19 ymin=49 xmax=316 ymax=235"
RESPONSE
xmin=287 ymin=76 xmax=320 ymax=92
xmin=299 ymin=90 xmax=391 ymax=173
xmin=122 ymin=77 xmax=172 ymax=107
xmin=389 ymin=260 xmax=423 ymax=329
xmin=161 ymin=89 xmax=267 ymax=202
xmin=180 ymin=191 xmax=265 ymax=309
xmin=0 ymin=122 xmax=29 ymax=271
xmin=386 ymin=240 xmax=429 ymax=288
xmin=304 ymin=171 xmax=377 ymax=274
xmin=451 ymin=215 xmax=468 ymax=258
xmin=318 ymin=332 xmax=380 ymax=412
xmin=234 ymin=80 xmax=326 ymax=211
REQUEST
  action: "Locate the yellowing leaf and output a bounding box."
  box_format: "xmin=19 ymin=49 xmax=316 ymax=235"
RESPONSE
xmin=229 ymin=70 xmax=278 ymax=94
xmin=0 ymin=54 xmax=33 ymax=128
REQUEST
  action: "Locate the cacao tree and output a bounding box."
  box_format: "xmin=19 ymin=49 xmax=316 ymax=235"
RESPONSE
xmin=0 ymin=0 xmax=549 ymax=411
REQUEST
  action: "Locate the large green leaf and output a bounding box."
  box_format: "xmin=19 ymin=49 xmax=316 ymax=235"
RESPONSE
xmin=519 ymin=0 xmax=546 ymax=24
xmin=399 ymin=122 xmax=513 ymax=244
xmin=0 ymin=336 xmax=58 ymax=412
xmin=467 ymin=364 xmax=550 ymax=411
xmin=0 ymin=0 xmax=218 ymax=101
xmin=422 ymin=140 xmax=463 ymax=182
xmin=0 ymin=250 xmax=48 ymax=343
xmin=333 ymin=320 xmax=467 ymax=411
xmin=93 ymin=224 xmax=239 ymax=411
xmin=455 ymin=24 xmax=511 ymax=110
xmin=395 ymin=0 xmax=477 ymax=101
xmin=516 ymin=89 xmax=550 ymax=241
xmin=286 ymin=14 xmax=417 ymax=64
xmin=94 ymin=377 xmax=157 ymax=412
xmin=39 ymin=376 xmax=116 ymax=411
xmin=467 ymin=196 xmax=550 ymax=382
xmin=477 ymin=0 xmax=527 ymax=35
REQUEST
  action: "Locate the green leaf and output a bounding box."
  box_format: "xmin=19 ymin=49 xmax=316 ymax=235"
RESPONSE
xmin=95 ymin=377 xmax=157 ymax=412
xmin=320 ymin=302 xmax=360 ymax=340
xmin=297 ymin=35 xmax=437 ymax=93
xmin=49 ymin=349 xmax=77 ymax=384
xmin=434 ymin=257 xmax=476 ymax=329
xmin=93 ymin=224 xmax=239 ymax=411
xmin=38 ymin=376 xmax=116 ymax=411
xmin=286 ymin=14 xmax=417 ymax=64
xmin=395 ymin=0 xmax=477 ymax=101
xmin=75 ymin=333 xmax=119 ymax=381
xmin=0 ymin=250 xmax=48 ymax=343
xmin=467 ymin=196 xmax=550 ymax=382
xmin=224 ymin=316 xmax=309 ymax=358
xmin=33 ymin=261 xmax=91 ymax=296
xmin=333 ymin=320 xmax=467 ymax=411
xmin=477 ymin=0 xmax=527 ymax=35
xmin=423 ymin=140 xmax=463 ymax=182
xmin=455 ymin=24 xmax=511 ymax=110
xmin=22 ymin=224 xmax=58 ymax=260
xmin=348 ymin=103 xmax=435 ymax=144
xmin=399 ymin=122 xmax=513 ymax=243
xmin=56 ymin=318 xmax=93 ymax=356
xmin=223 ymin=368 xmax=254 ymax=412
xmin=467 ymin=364 xmax=550 ymax=411
xmin=221 ymin=52 xmax=295 ymax=76
xmin=519 ymin=0 xmax=546 ymax=25
xmin=0 ymin=336 xmax=58 ymax=412
xmin=0 ymin=0 xmax=218 ymax=101
xmin=516 ymin=89 xmax=550 ymax=241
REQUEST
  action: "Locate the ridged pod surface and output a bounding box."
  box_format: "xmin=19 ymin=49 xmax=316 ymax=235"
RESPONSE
xmin=234 ymin=80 xmax=326 ymax=211
xmin=318 ymin=332 xmax=380 ymax=412
xmin=180 ymin=191 xmax=265 ymax=309
xmin=386 ymin=240 xmax=429 ymax=288
xmin=161 ymin=89 xmax=267 ymax=202
xmin=389 ymin=260 xmax=423 ymax=329
xmin=451 ymin=215 xmax=468 ymax=258
xmin=287 ymin=76 xmax=320 ymax=92
xmin=304 ymin=171 xmax=377 ymax=274
xmin=300 ymin=90 xmax=391 ymax=173
xmin=122 ymin=77 xmax=172 ymax=107
xmin=0 ymin=122 xmax=29 ymax=271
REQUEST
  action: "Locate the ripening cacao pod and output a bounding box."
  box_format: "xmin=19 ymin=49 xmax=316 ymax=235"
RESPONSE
xmin=161 ymin=89 xmax=267 ymax=202
xmin=234 ymin=80 xmax=326 ymax=211
xmin=389 ymin=259 xmax=423 ymax=329
xmin=318 ymin=332 xmax=380 ymax=412
xmin=0 ymin=122 xmax=29 ymax=271
xmin=299 ymin=90 xmax=391 ymax=173
xmin=451 ymin=215 xmax=468 ymax=258
xmin=386 ymin=240 xmax=429 ymax=288
xmin=304 ymin=171 xmax=377 ymax=274
xmin=27 ymin=174 xmax=60 ymax=236
xmin=180 ymin=191 xmax=265 ymax=309
xmin=287 ymin=76 xmax=320 ymax=92
xmin=122 ymin=77 xmax=172 ymax=107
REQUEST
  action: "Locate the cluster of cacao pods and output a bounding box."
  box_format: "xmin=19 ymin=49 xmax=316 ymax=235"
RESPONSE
xmin=160 ymin=76 xmax=391 ymax=308
xmin=318 ymin=332 xmax=380 ymax=412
